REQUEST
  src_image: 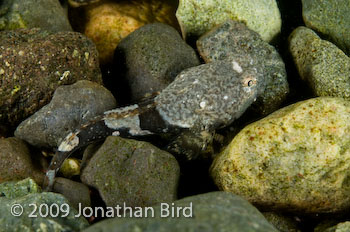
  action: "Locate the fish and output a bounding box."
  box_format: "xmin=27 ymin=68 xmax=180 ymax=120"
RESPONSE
xmin=43 ymin=58 xmax=264 ymax=191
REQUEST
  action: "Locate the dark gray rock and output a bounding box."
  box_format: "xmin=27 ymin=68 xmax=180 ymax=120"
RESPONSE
xmin=0 ymin=178 xmax=88 ymax=232
xmin=81 ymin=136 xmax=180 ymax=207
xmin=0 ymin=137 xmax=44 ymax=184
xmin=114 ymin=23 xmax=200 ymax=102
xmin=197 ymin=20 xmax=289 ymax=115
xmin=0 ymin=0 xmax=72 ymax=32
xmin=0 ymin=28 xmax=103 ymax=127
xmin=83 ymin=191 xmax=278 ymax=232
xmin=15 ymin=80 xmax=116 ymax=148
xmin=53 ymin=177 xmax=91 ymax=210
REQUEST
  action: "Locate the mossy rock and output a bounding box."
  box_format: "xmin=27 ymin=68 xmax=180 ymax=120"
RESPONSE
xmin=211 ymin=97 xmax=350 ymax=213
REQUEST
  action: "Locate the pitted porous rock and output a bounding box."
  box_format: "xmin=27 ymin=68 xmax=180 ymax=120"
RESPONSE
xmin=155 ymin=58 xmax=263 ymax=130
xmin=197 ymin=20 xmax=289 ymax=115
xmin=0 ymin=28 xmax=102 ymax=127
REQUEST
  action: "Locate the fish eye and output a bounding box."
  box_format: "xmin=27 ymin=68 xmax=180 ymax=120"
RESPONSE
xmin=243 ymin=77 xmax=257 ymax=87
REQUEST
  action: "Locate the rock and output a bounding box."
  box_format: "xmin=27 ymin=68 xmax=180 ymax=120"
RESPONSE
xmin=0 ymin=137 xmax=44 ymax=184
xmin=114 ymin=23 xmax=200 ymax=102
xmin=289 ymin=26 xmax=350 ymax=99
xmin=81 ymin=136 xmax=180 ymax=207
xmin=0 ymin=177 xmax=39 ymax=198
xmin=83 ymin=191 xmax=278 ymax=232
xmin=323 ymin=222 xmax=350 ymax=232
xmin=15 ymin=80 xmax=116 ymax=148
xmin=60 ymin=158 xmax=81 ymax=178
xmin=52 ymin=177 xmax=91 ymax=210
xmin=0 ymin=0 xmax=72 ymax=32
xmin=70 ymin=0 xmax=179 ymax=64
xmin=0 ymin=125 xmax=7 ymax=137
xmin=302 ymin=0 xmax=350 ymax=55
xmin=314 ymin=220 xmax=340 ymax=232
xmin=263 ymin=212 xmax=300 ymax=232
xmin=68 ymin=0 xmax=100 ymax=7
xmin=0 ymin=28 xmax=102 ymax=127
xmin=176 ymin=0 xmax=281 ymax=42
xmin=211 ymin=97 xmax=350 ymax=213
xmin=197 ymin=20 xmax=289 ymax=115
xmin=0 ymin=178 xmax=88 ymax=232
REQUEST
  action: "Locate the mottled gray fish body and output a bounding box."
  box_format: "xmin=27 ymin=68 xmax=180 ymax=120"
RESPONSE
xmin=155 ymin=58 xmax=261 ymax=131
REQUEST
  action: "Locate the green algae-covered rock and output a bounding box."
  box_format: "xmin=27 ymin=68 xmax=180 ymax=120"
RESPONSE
xmin=197 ymin=20 xmax=288 ymax=115
xmin=176 ymin=0 xmax=281 ymax=42
xmin=0 ymin=178 xmax=88 ymax=232
xmin=323 ymin=222 xmax=350 ymax=232
xmin=81 ymin=136 xmax=180 ymax=207
xmin=83 ymin=191 xmax=278 ymax=232
xmin=289 ymin=27 xmax=350 ymax=99
xmin=302 ymin=0 xmax=350 ymax=55
xmin=262 ymin=212 xmax=300 ymax=232
xmin=0 ymin=0 xmax=72 ymax=32
xmin=211 ymin=97 xmax=350 ymax=213
xmin=0 ymin=178 xmax=40 ymax=199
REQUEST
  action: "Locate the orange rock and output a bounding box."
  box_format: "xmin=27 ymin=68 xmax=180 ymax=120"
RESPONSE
xmin=70 ymin=0 xmax=179 ymax=65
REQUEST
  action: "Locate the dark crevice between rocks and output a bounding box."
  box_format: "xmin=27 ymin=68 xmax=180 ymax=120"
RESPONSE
xmin=275 ymin=0 xmax=315 ymax=108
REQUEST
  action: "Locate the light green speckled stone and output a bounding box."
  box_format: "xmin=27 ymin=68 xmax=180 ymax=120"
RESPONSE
xmin=176 ymin=0 xmax=281 ymax=42
xmin=211 ymin=97 xmax=350 ymax=214
xmin=289 ymin=26 xmax=350 ymax=99
xmin=323 ymin=222 xmax=350 ymax=232
xmin=302 ymin=0 xmax=350 ymax=55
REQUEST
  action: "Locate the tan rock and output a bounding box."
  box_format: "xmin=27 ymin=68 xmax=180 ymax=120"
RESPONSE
xmin=211 ymin=97 xmax=350 ymax=213
xmin=71 ymin=0 xmax=179 ymax=65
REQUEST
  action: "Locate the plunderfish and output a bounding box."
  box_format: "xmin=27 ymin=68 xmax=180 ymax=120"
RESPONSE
xmin=43 ymin=58 xmax=264 ymax=191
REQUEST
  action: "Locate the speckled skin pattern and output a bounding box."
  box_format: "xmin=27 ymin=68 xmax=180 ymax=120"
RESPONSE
xmin=197 ymin=20 xmax=288 ymax=115
xmin=156 ymin=58 xmax=263 ymax=130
